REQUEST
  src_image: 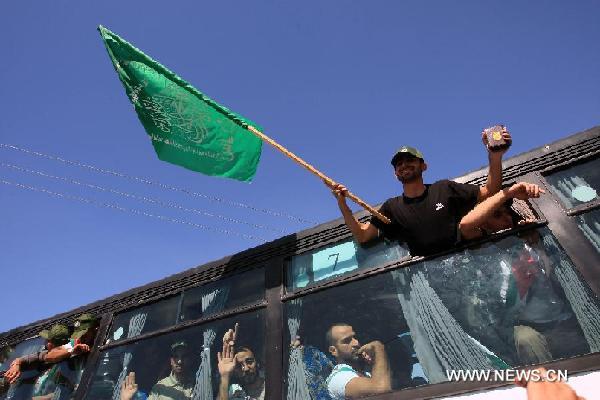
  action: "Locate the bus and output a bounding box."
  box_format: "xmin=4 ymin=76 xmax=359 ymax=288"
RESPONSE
xmin=1 ymin=125 xmax=599 ymax=400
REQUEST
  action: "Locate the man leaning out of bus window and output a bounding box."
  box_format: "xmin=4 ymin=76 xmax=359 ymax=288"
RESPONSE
xmin=326 ymin=127 xmax=512 ymax=257
xmin=3 ymin=321 xmax=92 ymax=385
xmin=326 ymin=323 xmax=391 ymax=400
xmin=217 ymin=323 xmax=265 ymax=400
xmin=457 ymin=181 xmax=543 ymax=241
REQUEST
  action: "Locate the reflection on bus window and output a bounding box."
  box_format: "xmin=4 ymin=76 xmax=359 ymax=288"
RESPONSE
xmin=180 ymin=267 xmax=265 ymax=322
xmin=284 ymin=227 xmax=600 ymax=399
xmin=287 ymin=238 xmax=409 ymax=290
xmin=87 ymin=311 xmax=265 ymax=400
xmin=545 ymin=157 xmax=599 ymax=208
xmin=576 ymin=209 xmax=600 ymax=255
xmin=107 ymin=269 xmax=264 ymax=346
xmin=107 ymin=295 xmax=181 ymax=345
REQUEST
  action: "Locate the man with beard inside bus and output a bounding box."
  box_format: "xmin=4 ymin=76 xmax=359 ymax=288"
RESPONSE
xmin=217 ymin=324 xmax=265 ymax=400
xmin=325 ymin=323 xmax=391 ymax=400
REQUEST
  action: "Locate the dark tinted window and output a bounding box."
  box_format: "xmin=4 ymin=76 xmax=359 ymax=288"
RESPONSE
xmin=107 ymin=295 xmax=181 ymax=344
xmin=286 ymin=238 xmax=409 ymax=291
xmin=0 ymin=338 xmax=45 ymax=400
xmin=545 ymin=157 xmax=599 ymax=209
xmin=284 ymin=227 xmax=600 ymax=399
xmin=88 ymin=311 xmax=265 ymax=400
xmin=180 ymin=267 xmax=264 ymax=322
xmin=1 ymin=333 xmax=94 ymax=400
xmin=107 ymin=268 xmax=264 ymax=344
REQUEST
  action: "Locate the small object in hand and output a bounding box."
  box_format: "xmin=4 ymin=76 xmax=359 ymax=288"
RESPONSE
xmin=484 ymin=125 xmax=510 ymax=152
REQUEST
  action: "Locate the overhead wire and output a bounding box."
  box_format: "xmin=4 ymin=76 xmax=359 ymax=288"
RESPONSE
xmin=0 ymin=143 xmax=316 ymax=224
xmin=0 ymin=162 xmax=286 ymax=234
xmin=1 ymin=178 xmax=268 ymax=242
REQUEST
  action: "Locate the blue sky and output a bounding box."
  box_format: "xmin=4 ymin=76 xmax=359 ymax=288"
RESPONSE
xmin=1 ymin=1 xmax=598 ymax=333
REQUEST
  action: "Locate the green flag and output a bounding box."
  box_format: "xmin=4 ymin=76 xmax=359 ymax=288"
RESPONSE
xmin=98 ymin=26 xmax=262 ymax=182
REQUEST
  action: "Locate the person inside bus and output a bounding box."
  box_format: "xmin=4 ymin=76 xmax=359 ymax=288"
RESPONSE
xmin=149 ymin=341 xmax=194 ymax=400
xmin=325 ymin=322 xmax=391 ymax=400
xmin=121 ymin=341 xmax=196 ymax=400
xmin=217 ymin=324 xmax=265 ymax=400
xmin=458 ymin=183 xmax=589 ymax=365
xmin=326 ymin=128 xmax=512 ymax=257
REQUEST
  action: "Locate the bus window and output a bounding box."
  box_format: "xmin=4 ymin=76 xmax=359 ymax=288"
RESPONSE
xmin=283 ymin=226 xmax=600 ymax=399
xmin=286 ymin=237 xmax=409 ymax=291
xmin=545 ymin=156 xmax=599 ymax=209
xmin=87 ymin=311 xmax=265 ymax=400
xmin=107 ymin=295 xmax=181 ymax=345
xmin=179 ymin=267 xmax=265 ymax=322
xmin=0 ymin=337 xmax=45 ymax=400
xmin=1 ymin=333 xmax=92 ymax=400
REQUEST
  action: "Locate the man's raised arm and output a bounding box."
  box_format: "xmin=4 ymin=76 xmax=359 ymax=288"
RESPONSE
xmin=479 ymin=127 xmax=512 ymax=201
xmin=344 ymin=341 xmax=391 ymax=399
xmin=326 ymin=182 xmax=379 ymax=244
xmin=460 ymin=182 xmax=544 ymax=240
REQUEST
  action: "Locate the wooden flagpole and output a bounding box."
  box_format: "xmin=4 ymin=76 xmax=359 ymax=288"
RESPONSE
xmin=246 ymin=125 xmax=391 ymax=224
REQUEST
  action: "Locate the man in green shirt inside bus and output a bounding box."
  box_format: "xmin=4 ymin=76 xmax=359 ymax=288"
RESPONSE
xmin=148 ymin=342 xmax=194 ymax=400
xmin=120 ymin=342 xmax=194 ymax=400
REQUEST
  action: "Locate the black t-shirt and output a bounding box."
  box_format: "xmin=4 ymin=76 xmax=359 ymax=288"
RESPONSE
xmin=370 ymin=180 xmax=480 ymax=256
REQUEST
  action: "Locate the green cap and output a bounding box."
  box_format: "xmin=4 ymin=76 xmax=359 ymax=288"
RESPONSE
xmin=72 ymin=313 xmax=98 ymax=339
xmin=390 ymin=146 xmax=424 ymax=167
xmin=171 ymin=341 xmax=188 ymax=353
xmin=40 ymin=324 xmax=70 ymax=345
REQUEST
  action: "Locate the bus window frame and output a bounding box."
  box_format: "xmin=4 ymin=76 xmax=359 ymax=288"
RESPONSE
xmin=99 ymin=299 xmax=267 ymax=353
xmin=566 ymin=199 xmax=600 ymax=217
xmin=354 ymin=351 xmax=600 ymax=400
xmin=539 ymin=151 xmax=600 ymax=215
xmin=279 ymin=216 xmax=600 ymax=400
xmin=71 ymin=313 xmax=112 ymax=400
xmin=283 ymin=212 xmax=548 ymax=301
xmin=531 ymin=167 xmax=600 ymax=297
xmin=104 ymin=291 xmax=184 ymax=346
xmin=74 ymin=267 xmax=271 ymax=399
xmin=283 ymin=235 xmax=411 ymax=295
xmin=102 ymin=265 xmax=265 ymax=348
